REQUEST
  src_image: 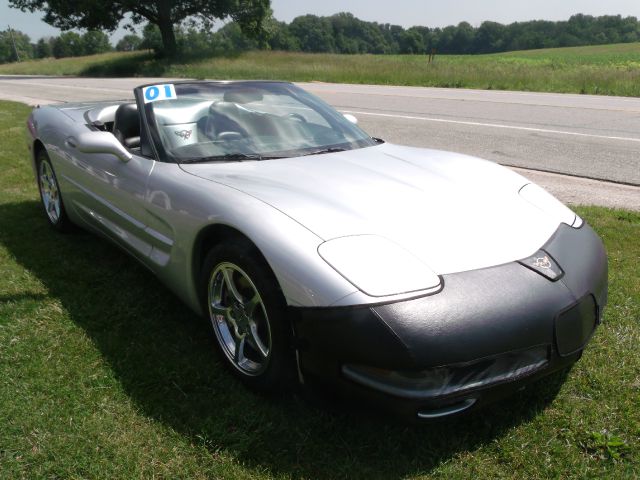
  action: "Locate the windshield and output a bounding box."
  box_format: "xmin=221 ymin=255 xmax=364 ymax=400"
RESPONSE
xmin=139 ymin=81 xmax=377 ymax=163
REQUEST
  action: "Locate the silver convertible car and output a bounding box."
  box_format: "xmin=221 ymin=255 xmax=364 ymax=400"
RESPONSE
xmin=26 ymin=81 xmax=608 ymax=420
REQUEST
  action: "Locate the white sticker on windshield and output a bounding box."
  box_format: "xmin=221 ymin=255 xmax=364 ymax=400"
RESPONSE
xmin=142 ymin=84 xmax=177 ymax=103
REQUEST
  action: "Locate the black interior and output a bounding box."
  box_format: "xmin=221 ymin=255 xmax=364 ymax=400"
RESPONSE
xmin=199 ymin=102 xmax=250 ymax=140
xmin=113 ymin=103 xmax=141 ymax=149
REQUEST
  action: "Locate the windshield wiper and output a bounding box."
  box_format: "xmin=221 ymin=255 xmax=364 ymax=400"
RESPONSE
xmin=301 ymin=147 xmax=347 ymax=157
xmin=180 ymin=153 xmax=284 ymax=164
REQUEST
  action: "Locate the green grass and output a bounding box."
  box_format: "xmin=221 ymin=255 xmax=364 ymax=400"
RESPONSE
xmin=2 ymin=43 xmax=640 ymax=96
xmin=0 ymin=99 xmax=639 ymax=478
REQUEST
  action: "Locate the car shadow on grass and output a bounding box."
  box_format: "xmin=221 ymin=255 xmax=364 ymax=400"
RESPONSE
xmin=0 ymin=200 xmax=570 ymax=480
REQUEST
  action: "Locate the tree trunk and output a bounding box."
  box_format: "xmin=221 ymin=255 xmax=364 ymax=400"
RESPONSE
xmin=157 ymin=16 xmax=177 ymax=57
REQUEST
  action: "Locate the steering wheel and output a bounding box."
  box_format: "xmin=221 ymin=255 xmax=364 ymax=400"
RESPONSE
xmin=287 ymin=113 xmax=307 ymax=123
xmin=217 ymin=131 xmax=245 ymax=141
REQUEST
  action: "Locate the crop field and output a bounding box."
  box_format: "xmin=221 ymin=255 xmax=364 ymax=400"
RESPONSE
xmin=0 ymin=99 xmax=638 ymax=478
xmin=1 ymin=42 xmax=640 ymax=96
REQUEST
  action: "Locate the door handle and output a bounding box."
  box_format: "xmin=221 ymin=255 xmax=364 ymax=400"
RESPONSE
xmin=65 ymin=136 xmax=78 ymax=148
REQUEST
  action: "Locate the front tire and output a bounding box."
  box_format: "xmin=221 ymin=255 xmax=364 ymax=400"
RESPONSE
xmin=201 ymin=240 xmax=295 ymax=392
xmin=36 ymin=149 xmax=72 ymax=232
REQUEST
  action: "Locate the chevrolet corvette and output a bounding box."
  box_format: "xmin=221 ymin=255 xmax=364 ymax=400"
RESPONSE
xmin=26 ymin=81 xmax=608 ymax=420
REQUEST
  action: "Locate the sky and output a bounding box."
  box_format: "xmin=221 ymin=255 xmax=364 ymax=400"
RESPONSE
xmin=2 ymin=0 xmax=640 ymax=42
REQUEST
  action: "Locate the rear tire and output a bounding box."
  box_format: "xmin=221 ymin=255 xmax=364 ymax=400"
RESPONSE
xmin=36 ymin=149 xmax=73 ymax=232
xmin=201 ymin=239 xmax=295 ymax=392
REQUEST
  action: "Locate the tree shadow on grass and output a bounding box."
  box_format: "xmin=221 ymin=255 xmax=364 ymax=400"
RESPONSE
xmin=79 ymin=50 xmax=245 ymax=78
xmin=0 ymin=200 xmax=570 ymax=479
xmin=80 ymin=52 xmax=171 ymax=77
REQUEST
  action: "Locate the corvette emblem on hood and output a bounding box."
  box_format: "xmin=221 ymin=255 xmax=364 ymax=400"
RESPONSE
xmin=532 ymin=255 xmax=552 ymax=269
xmin=520 ymin=250 xmax=563 ymax=281
xmin=175 ymin=129 xmax=192 ymax=140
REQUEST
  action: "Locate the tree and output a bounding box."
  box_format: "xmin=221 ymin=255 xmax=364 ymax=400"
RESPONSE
xmin=8 ymin=0 xmax=271 ymax=56
xmin=288 ymin=15 xmax=335 ymax=52
xmin=0 ymin=28 xmax=33 ymax=63
xmin=140 ymin=23 xmax=163 ymax=52
xmin=265 ymin=19 xmax=299 ymax=51
xmin=35 ymin=37 xmax=53 ymax=58
xmin=116 ymin=34 xmax=142 ymax=51
xmin=52 ymin=31 xmax=84 ymax=58
xmin=435 ymin=25 xmax=458 ymax=53
xmin=398 ymin=28 xmax=424 ymax=54
xmin=474 ymin=21 xmax=506 ymax=53
xmin=215 ymin=22 xmax=258 ymax=52
xmin=451 ymin=22 xmax=475 ymax=53
xmin=82 ymin=30 xmax=112 ymax=54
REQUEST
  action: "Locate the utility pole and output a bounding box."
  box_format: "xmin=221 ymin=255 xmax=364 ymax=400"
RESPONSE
xmin=7 ymin=25 xmax=21 ymax=62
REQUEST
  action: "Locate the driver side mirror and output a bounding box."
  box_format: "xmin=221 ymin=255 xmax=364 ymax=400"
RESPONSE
xmin=343 ymin=113 xmax=358 ymax=125
xmin=66 ymin=131 xmax=133 ymax=163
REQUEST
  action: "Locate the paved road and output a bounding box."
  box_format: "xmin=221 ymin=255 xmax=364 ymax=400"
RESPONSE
xmin=1 ymin=75 xmax=639 ymax=209
xmin=307 ymin=83 xmax=640 ymax=186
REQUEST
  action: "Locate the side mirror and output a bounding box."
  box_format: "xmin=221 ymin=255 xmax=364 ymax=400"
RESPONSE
xmin=66 ymin=131 xmax=132 ymax=162
xmin=343 ymin=113 xmax=358 ymax=125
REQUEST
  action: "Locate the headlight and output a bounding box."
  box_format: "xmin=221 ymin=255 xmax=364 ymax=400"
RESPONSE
xmin=318 ymin=235 xmax=441 ymax=297
xmin=519 ymin=183 xmax=583 ymax=228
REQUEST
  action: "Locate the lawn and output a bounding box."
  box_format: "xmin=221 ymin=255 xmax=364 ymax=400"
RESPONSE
xmin=0 ymin=99 xmax=638 ymax=479
xmin=2 ymin=43 xmax=640 ymax=96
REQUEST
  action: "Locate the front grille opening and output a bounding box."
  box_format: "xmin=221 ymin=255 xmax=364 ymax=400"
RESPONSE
xmin=342 ymin=345 xmax=550 ymax=400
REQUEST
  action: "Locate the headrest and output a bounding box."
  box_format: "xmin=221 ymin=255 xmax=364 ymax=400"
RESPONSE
xmin=114 ymin=103 xmax=139 ymax=138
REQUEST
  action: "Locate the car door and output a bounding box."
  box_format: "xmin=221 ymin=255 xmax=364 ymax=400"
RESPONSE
xmin=64 ymin=103 xmax=157 ymax=262
xmin=68 ymin=148 xmax=156 ymax=259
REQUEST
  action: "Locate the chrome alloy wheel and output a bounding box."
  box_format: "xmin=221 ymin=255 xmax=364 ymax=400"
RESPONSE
xmin=38 ymin=159 xmax=61 ymax=224
xmin=208 ymin=262 xmax=272 ymax=376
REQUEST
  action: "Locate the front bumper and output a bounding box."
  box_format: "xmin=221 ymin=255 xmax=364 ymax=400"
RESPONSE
xmin=290 ymin=222 xmax=608 ymax=420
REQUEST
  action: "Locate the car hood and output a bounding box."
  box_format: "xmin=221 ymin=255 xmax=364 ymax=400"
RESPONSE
xmin=180 ymin=143 xmax=567 ymax=275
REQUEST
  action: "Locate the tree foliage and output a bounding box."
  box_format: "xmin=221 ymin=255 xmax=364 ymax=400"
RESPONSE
xmin=9 ymin=0 xmax=271 ymax=56
xmin=82 ymin=30 xmax=112 ymax=55
xmin=242 ymin=12 xmax=640 ymax=55
xmin=0 ymin=29 xmax=33 ymax=63
xmin=35 ymin=37 xmax=53 ymax=58
xmin=52 ymin=31 xmax=84 ymax=58
xmin=141 ymin=12 xmax=640 ymax=58
xmin=0 ymin=30 xmax=111 ymax=62
xmin=116 ymin=34 xmax=143 ymax=52
xmin=2 ymin=11 xmax=640 ymax=65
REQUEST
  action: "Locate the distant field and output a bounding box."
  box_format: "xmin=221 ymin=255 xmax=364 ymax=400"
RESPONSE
xmin=1 ymin=43 xmax=640 ymax=96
